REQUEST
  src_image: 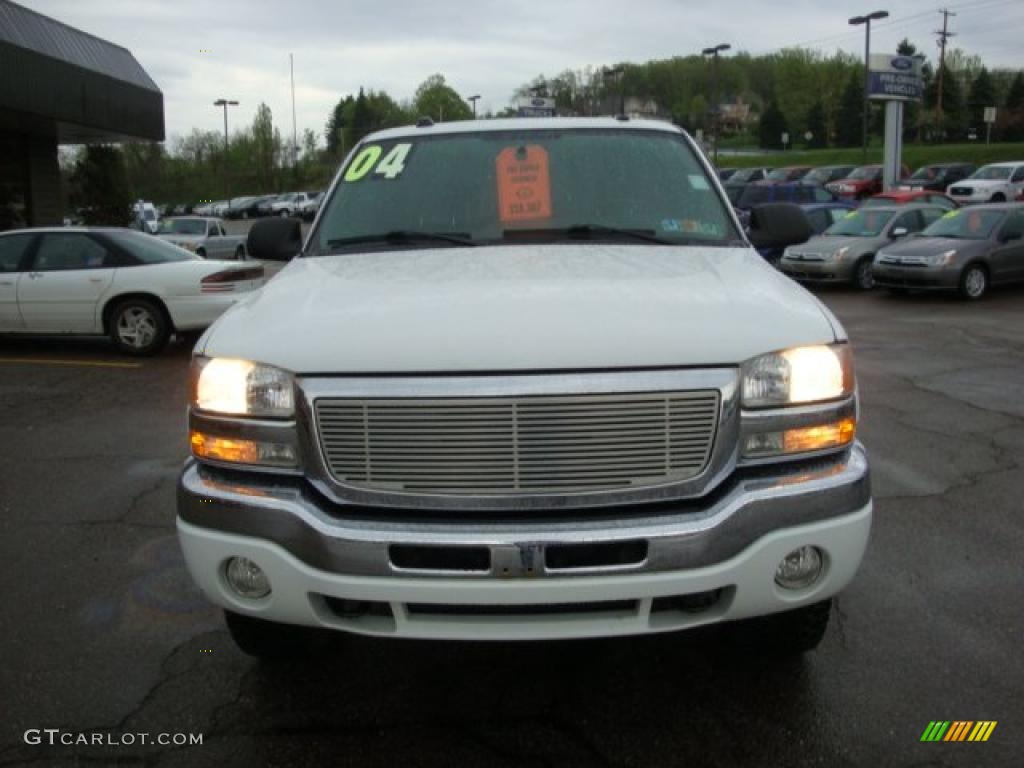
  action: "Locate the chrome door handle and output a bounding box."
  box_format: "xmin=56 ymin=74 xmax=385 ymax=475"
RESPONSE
xmin=89 ymin=277 xmax=104 ymax=283
xmin=28 ymin=272 xmax=43 ymax=279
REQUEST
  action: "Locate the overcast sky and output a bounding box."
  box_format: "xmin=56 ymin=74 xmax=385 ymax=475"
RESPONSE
xmin=24 ymin=0 xmax=1023 ymax=147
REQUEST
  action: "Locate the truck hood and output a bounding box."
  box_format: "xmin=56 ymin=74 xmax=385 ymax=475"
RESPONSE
xmin=201 ymin=245 xmax=840 ymax=374
xmin=952 ymin=179 xmax=1006 ymax=190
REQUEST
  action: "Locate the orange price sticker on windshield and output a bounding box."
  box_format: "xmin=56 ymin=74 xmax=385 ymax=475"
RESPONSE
xmin=496 ymin=145 xmax=552 ymax=223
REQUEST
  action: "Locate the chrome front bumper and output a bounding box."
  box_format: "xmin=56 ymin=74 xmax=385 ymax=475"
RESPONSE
xmin=177 ymin=443 xmax=870 ymax=580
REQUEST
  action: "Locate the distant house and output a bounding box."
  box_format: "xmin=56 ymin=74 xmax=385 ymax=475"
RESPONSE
xmin=717 ymin=97 xmax=756 ymax=135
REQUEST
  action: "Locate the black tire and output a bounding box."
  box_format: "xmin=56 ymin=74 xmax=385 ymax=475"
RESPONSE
xmin=108 ymin=298 xmax=170 ymax=356
xmin=278 ymin=209 xmax=290 ymax=218
xmin=990 ymin=193 xmax=1006 ymax=202
xmin=728 ymin=599 xmax=832 ymax=656
xmin=234 ymin=245 xmax=245 ymax=260
xmin=853 ymin=257 xmax=875 ymax=290
xmin=195 ymin=247 xmax=206 ymax=259
xmin=959 ymin=263 xmax=988 ymax=300
xmin=224 ymin=610 xmax=312 ymax=661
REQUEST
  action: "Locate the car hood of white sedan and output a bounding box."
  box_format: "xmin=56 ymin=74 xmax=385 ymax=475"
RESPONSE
xmin=200 ymin=244 xmax=841 ymax=373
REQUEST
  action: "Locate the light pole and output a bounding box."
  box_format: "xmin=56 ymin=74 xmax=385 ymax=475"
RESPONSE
xmin=701 ymin=43 xmax=731 ymax=165
xmin=213 ymin=98 xmax=238 ymax=197
xmin=467 ymin=94 xmax=480 ymax=118
xmin=849 ymin=11 xmax=888 ymax=162
xmin=603 ymin=67 xmax=624 ymax=115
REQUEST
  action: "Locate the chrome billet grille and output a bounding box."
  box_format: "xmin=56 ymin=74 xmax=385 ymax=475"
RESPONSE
xmin=315 ymin=391 xmax=719 ymax=496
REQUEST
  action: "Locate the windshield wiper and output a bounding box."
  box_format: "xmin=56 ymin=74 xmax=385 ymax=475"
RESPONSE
xmin=326 ymin=230 xmax=476 ymax=249
xmin=565 ymin=224 xmax=673 ymax=244
xmin=503 ymin=225 xmax=673 ymax=245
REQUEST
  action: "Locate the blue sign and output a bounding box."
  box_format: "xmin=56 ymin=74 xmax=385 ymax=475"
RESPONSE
xmin=869 ymin=72 xmax=923 ymax=101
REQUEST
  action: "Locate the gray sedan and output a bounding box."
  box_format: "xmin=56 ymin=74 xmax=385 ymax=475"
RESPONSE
xmin=872 ymin=203 xmax=1024 ymax=300
xmin=780 ymin=204 xmax=946 ymax=290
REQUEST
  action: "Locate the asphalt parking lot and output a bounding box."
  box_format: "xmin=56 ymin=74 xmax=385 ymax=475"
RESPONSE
xmin=1 ymin=286 xmax=1022 ymax=767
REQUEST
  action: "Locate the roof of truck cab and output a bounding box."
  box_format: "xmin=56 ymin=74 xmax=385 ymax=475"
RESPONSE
xmin=364 ymin=117 xmax=686 ymax=143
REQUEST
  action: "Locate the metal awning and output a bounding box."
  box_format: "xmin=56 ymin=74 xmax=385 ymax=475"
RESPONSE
xmin=0 ymin=0 xmax=164 ymax=143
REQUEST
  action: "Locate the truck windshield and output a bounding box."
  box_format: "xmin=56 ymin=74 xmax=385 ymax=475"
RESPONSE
xmin=310 ymin=128 xmax=738 ymax=254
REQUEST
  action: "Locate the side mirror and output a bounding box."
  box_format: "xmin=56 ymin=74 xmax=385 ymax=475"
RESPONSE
xmin=1000 ymin=231 xmax=1023 ymax=243
xmin=746 ymin=203 xmax=814 ymax=250
xmin=247 ymin=217 xmax=302 ymax=261
xmin=891 ymin=227 xmax=909 ymax=238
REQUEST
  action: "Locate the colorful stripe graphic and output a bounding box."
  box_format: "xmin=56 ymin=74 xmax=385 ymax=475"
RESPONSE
xmin=920 ymin=721 xmax=996 ymax=742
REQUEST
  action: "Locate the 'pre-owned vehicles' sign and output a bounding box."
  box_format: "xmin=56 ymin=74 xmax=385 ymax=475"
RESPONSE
xmin=868 ymin=54 xmax=924 ymax=101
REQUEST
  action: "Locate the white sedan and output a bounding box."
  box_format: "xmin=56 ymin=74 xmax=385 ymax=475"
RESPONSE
xmin=0 ymin=228 xmax=265 ymax=355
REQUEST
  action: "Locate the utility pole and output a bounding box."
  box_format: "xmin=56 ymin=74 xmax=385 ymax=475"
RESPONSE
xmin=701 ymin=44 xmax=730 ymax=166
xmin=935 ymin=8 xmax=956 ymax=129
xmin=290 ymin=54 xmax=298 ymax=169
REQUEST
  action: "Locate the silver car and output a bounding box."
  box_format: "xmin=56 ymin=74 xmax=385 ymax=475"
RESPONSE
xmin=873 ymin=204 xmax=1024 ymax=300
xmin=780 ymin=204 xmax=946 ymax=290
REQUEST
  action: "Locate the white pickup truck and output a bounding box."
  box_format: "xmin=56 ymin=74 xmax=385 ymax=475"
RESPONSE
xmin=177 ymin=118 xmax=871 ymax=659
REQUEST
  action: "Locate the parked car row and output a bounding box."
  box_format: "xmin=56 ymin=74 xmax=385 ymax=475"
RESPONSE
xmin=173 ymin=190 xmax=325 ymax=222
xmin=779 ymin=203 xmax=1024 ymax=300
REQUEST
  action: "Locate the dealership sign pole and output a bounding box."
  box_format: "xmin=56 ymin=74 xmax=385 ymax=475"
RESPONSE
xmin=868 ymin=54 xmax=924 ymax=191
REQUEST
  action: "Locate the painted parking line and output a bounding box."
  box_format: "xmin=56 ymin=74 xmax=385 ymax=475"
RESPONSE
xmin=0 ymin=357 xmax=142 ymax=369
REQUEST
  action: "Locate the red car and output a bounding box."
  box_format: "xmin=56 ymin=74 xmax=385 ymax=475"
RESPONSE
xmin=862 ymin=189 xmax=958 ymax=209
xmin=827 ymin=164 xmax=912 ymax=200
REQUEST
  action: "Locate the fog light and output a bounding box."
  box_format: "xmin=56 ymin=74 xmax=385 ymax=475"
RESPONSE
xmin=225 ymin=557 xmax=271 ymax=599
xmin=774 ymin=546 xmax=824 ymax=590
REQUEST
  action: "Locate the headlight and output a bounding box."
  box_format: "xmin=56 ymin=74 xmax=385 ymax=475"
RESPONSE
xmin=927 ymin=249 xmax=957 ymax=266
xmin=741 ymin=344 xmax=854 ymax=408
xmin=829 ymin=246 xmax=850 ymax=261
xmin=191 ymin=357 xmax=295 ymax=418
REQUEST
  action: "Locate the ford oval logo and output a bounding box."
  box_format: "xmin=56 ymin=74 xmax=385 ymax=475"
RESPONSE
xmin=891 ymin=57 xmax=913 ymax=71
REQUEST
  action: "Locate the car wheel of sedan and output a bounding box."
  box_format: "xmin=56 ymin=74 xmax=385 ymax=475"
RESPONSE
xmin=110 ymin=298 xmax=170 ymax=356
xmin=853 ymin=257 xmax=875 ymax=290
xmin=279 ymin=209 xmax=290 ymax=218
xmin=959 ymin=264 xmax=988 ymax=300
xmin=196 ymin=247 xmax=206 ymax=259
xmin=990 ymin=193 xmax=1006 ymax=202
xmin=234 ymin=245 xmax=245 ymax=259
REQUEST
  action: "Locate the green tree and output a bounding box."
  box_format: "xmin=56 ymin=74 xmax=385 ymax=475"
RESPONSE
xmin=758 ymin=101 xmax=787 ymax=149
xmin=1001 ymin=72 xmax=1024 ymax=141
xmin=805 ymin=100 xmax=827 ymax=148
xmin=413 ymin=74 xmax=472 ymax=122
xmin=968 ymin=68 xmax=996 ymax=135
xmin=325 ymin=95 xmax=354 ymax=156
xmin=836 ymin=71 xmax=863 ymax=147
xmin=252 ymin=102 xmax=280 ymax=191
xmin=924 ymin=64 xmax=967 ymax=140
xmin=71 ymin=146 xmax=132 ymax=225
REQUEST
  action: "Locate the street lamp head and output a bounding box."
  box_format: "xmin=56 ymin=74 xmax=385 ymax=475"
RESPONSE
xmin=868 ymin=10 xmax=889 ymax=20
xmin=702 ymin=43 xmax=730 ymax=56
xmin=467 ymin=94 xmax=480 ymax=101
xmin=214 ymin=99 xmax=239 ymax=107
xmin=849 ymin=15 xmax=866 ymax=25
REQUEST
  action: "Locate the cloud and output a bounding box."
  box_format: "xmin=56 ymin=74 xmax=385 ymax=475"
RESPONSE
xmin=24 ymin=0 xmax=1024 ymax=145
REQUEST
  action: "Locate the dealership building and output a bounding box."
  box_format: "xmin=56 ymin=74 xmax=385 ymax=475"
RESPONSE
xmin=0 ymin=0 xmax=163 ymax=229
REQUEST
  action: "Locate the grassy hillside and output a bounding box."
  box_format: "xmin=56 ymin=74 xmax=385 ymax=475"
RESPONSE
xmin=719 ymin=143 xmax=1024 ymax=170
